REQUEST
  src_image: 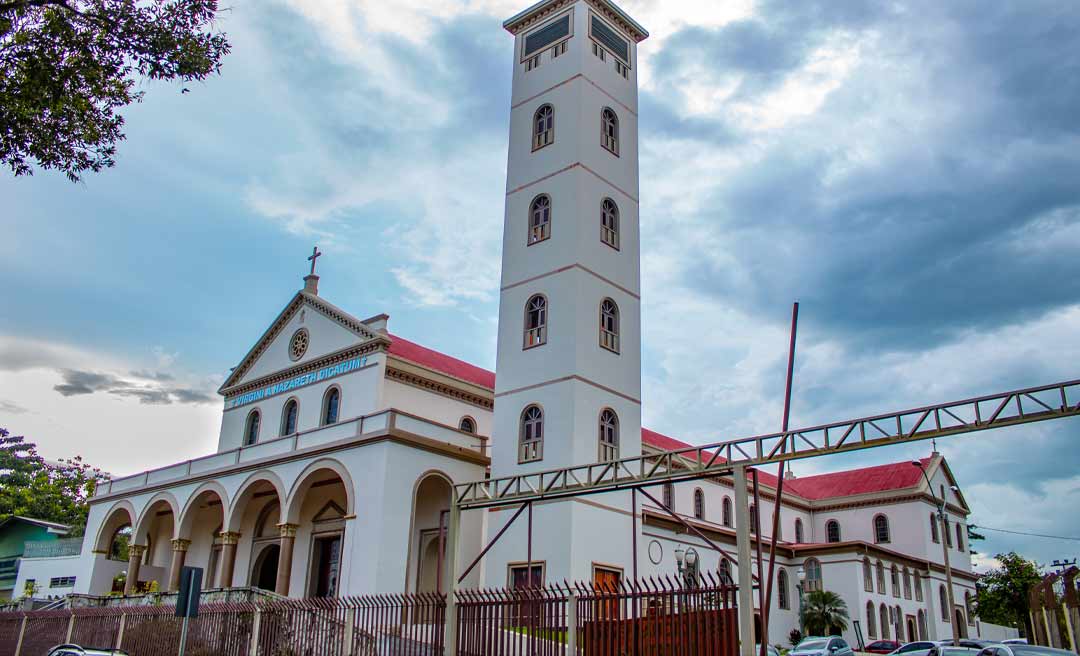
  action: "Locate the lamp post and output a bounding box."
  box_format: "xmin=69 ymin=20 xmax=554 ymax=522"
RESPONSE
xmin=675 ymin=545 xmax=700 ymax=588
xmin=797 ymin=567 xmax=806 ymax=636
xmin=913 ymin=460 xmax=960 ymax=645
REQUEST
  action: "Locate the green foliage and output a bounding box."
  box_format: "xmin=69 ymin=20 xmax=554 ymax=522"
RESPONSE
xmin=0 ymin=0 xmax=231 ymax=181
xmin=0 ymin=427 xmax=103 ymax=536
xmin=800 ymin=590 xmax=849 ymax=636
xmin=975 ymin=552 xmax=1042 ymax=638
xmin=789 ymin=628 xmax=804 ymax=647
xmin=967 ymin=524 xmax=987 ymax=555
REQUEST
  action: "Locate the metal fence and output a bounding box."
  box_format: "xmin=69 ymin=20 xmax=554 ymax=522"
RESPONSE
xmin=0 ymin=577 xmax=737 ymax=656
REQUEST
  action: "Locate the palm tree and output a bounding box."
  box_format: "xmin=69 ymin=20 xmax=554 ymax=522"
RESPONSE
xmin=801 ymin=590 xmax=850 ymax=636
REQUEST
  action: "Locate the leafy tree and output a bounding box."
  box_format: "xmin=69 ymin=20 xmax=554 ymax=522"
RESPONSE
xmin=967 ymin=524 xmax=987 ymax=555
xmin=801 ymin=590 xmax=850 ymax=636
xmin=976 ymin=552 xmax=1042 ymax=639
xmin=0 ymin=0 xmax=230 ymax=182
xmin=0 ymin=427 xmax=103 ymax=536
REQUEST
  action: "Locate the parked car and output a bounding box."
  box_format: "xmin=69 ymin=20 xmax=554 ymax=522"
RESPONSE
xmin=47 ymin=647 xmax=129 ymax=656
xmin=756 ymin=644 xmax=782 ymax=656
xmin=792 ymin=637 xmax=855 ymax=656
xmin=928 ymin=646 xmax=983 ymax=656
xmin=894 ymin=642 xmax=940 ymax=654
xmin=867 ymin=640 xmax=903 ymax=654
xmin=941 ymin=641 xmax=1001 ymax=650
xmin=1001 ymin=640 xmax=1029 ymax=646
xmin=977 ymin=645 xmax=1076 ymax=656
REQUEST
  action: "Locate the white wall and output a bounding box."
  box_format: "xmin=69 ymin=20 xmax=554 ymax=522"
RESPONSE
xmin=383 ymin=379 xmax=492 ymax=437
xmin=14 ymin=555 xmax=84 ymax=599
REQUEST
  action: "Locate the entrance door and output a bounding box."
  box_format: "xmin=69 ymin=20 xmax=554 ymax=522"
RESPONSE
xmin=509 ymin=564 xmax=544 ymax=627
xmin=253 ymin=544 xmax=280 ymax=591
xmin=593 ymin=567 xmax=622 ymax=620
xmin=311 ymin=535 xmax=342 ymax=597
xmin=907 ymin=616 xmax=917 ymax=642
xmin=955 ymin=610 xmax=968 ymax=638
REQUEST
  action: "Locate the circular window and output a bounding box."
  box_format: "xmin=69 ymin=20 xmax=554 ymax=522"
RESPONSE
xmin=648 ymin=540 xmax=663 ymax=565
xmin=289 ymin=329 xmax=309 ymax=361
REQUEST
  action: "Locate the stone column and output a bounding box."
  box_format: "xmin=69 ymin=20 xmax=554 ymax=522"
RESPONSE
xmin=275 ymin=523 xmax=299 ymax=596
xmin=218 ymin=532 xmax=241 ymax=589
xmin=167 ymin=539 xmax=191 ymax=592
xmin=124 ymin=544 xmax=146 ymax=596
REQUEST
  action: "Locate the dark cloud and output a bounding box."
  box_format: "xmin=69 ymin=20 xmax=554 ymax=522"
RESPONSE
xmin=0 ymin=399 xmax=28 ymax=415
xmin=52 ymin=369 xmax=215 ymax=405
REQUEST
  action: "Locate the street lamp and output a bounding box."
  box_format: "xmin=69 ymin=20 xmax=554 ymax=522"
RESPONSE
xmin=913 ymin=460 xmax=960 ymax=646
xmin=797 ymin=567 xmax=806 ymax=635
xmin=675 ymin=545 xmax=700 ymax=588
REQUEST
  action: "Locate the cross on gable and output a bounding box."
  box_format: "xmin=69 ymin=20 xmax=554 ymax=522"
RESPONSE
xmin=308 ymin=246 xmax=323 ymax=276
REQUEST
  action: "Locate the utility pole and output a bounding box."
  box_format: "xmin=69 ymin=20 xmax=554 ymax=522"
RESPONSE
xmin=914 ymin=461 xmax=960 ymax=645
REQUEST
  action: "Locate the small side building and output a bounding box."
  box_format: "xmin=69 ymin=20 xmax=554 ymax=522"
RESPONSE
xmin=0 ymin=516 xmax=72 ymax=600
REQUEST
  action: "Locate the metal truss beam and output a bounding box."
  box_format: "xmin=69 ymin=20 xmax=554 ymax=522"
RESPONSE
xmin=455 ymin=378 xmax=1080 ymax=510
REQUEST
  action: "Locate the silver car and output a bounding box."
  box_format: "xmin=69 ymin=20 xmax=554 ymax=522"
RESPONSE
xmin=977 ymin=645 xmax=1076 ymax=656
xmin=792 ymin=637 xmax=855 ymax=656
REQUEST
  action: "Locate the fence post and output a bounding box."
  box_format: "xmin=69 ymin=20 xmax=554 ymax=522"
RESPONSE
xmin=115 ymin=613 xmax=126 ymax=650
xmin=249 ymin=607 xmax=262 ymax=656
xmin=567 ymin=591 xmax=579 ymax=655
xmin=442 ymin=502 xmax=462 ymax=655
xmin=734 ymin=464 xmax=755 ymax=656
xmin=341 ymin=607 xmax=356 ymax=656
xmin=66 ymin=611 xmax=76 ymax=642
xmin=13 ymin=616 xmax=27 ymax=656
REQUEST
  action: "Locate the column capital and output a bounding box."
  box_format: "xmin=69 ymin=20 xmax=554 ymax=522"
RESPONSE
xmin=171 ymin=538 xmax=192 ymax=552
xmin=278 ymin=523 xmax=300 ymax=539
xmin=219 ymin=531 xmax=242 ymax=545
xmin=128 ymin=544 xmax=147 ymax=558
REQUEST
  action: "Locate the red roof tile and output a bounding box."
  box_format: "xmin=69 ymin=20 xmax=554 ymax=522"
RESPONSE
xmin=387 ymin=334 xmax=496 ymax=389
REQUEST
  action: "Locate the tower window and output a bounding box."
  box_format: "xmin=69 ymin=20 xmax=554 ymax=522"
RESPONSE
xmin=321 ymin=387 xmax=340 ymax=425
xmin=243 ymin=410 xmax=260 ymax=446
xmin=525 ymin=54 xmax=540 ymax=71
xmin=280 ymin=399 xmax=298 ymax=436
xmin=826 ymin=519 xmax=841 ymax=543
xmin=524 ymin=294 xmax=548 ymax=348
xmin=601 ymin=108 xmax=619 ymax=156
xmin=551 ymin=41 xmax=567 ymax=58
xmin=592 ymin=41 xmax=606 ymax=61
xmin=693 ymin=488 xmax=705 ymax=520
xmin=528 ymin=194 xmax=551 ymax=245
xmin=615 ymin=60 xmax=629 ymax=78
xmin=459 ymin=416 xmax=476 ymax=434
xmin=601 ymin=198 xmax=619 ymax=249
xmin=519 ymin=405 xmax=544 ymax=463
xmin=598 ymin=408 xmax=619 ymax=461
xmin=533 ymin=105 xmax=554 ymax=150
xmin=794 ymin=518 xmax=804 ymax=543
xmin=599 ymin=298 xmax=619 ymax=353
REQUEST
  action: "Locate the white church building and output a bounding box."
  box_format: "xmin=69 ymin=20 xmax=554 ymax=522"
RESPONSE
xmin=17 ymin=0 xmax=1013 ymax=647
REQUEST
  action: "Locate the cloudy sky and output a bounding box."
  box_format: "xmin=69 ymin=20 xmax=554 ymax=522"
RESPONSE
xmin=2 ymin=0 xmax=1078 ymax=569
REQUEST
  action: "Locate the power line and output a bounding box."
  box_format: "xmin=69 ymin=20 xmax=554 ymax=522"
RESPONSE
xmin=974 ymin=525 xmax=1080 ymax=542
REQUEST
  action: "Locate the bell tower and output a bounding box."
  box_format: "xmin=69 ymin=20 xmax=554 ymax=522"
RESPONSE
xmin=488 ymin=0 xmax=648 ymax=586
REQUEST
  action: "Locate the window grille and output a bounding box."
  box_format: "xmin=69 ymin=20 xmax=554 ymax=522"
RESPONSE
xmin=874 ymin=515 xmax=891 ymax=543
xmin=519 ymin=405 xmax=544 ymax=462
xmin=524 ymin=295 xmax=548 ymax=348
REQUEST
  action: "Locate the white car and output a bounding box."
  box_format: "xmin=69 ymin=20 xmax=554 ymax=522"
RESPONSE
xmin=977 ymin=645 xmax=1075 ymax=656
xmin=792 ymin=637 xmax=855 ymax=656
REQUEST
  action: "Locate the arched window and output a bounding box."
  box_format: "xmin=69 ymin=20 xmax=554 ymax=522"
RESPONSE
xmin=956 ymin=523 xmax=965 ymax=552
xmin=280 ymin=399 xmax=298 ymax=436
xmin=874 ymin=514 xmax=890 ymax=543
xmin=778 ymin=569 xmax=789 ymax=609
xmin=917 ymin=609 xmax=927 ymax=640
xmin=693 ymin=488 xmax=705 ymax=520
xmin=601 ymin=198 xmax=619 ymax=248
xmin=915 ymin=570 xmax=924 ymax=601
xmin=722 ymin=497 xmax=733 ymax=528
xmin=826 ymin=519 xmax=841 ymax=543
xmin=867 ymin=601 xmax=877 ymax=638
xmin=321 ymin=387 xmax=340 ymax=425
xmin=459 ymin=416 xmax=476 ymax=434
xmin=794 ymin=518 xmax=804 ymax=543
xmin=599 ymin=408 xmax=619 ymax=461
xmin=599 ymin=298 xmax=620 ymax=353
xmin=931 ymin=513 xmax=940 ymax=543
xmin=965 ymin=591 xmax=975 ymax=625
xmin=891 ymin=564 xmax=900 ymax=597
xmin=719 ymin=557 xmax=732 ymax=583
xmin=903 ymin=568 xmax=912 ymax=599
xmin=894 ymin=605 xmax=903 ymax=638
xmin=533 ymin=104 xmax=553 ymax=150
xmin=880 ymin=603 xmax=890 ymax=639
xmin=601 ymin=107 xmax=619 ymax=155
xmin=749 ymin=504 xmax=758 ymax=534
xmin=876 ymin=560 xmax=886 ymax=593
xmin=940 ymin=585 xmax=949 ymax=621
xmin=528 ymin=195 xmax=551 ymax=245
xmin=519 ymin=405 xmax=544 ymax=463
xmin=662 ymin=481 xmax=674 ymax=510
xmin=945 ymin=517 xmax=954 ymax=548
xmin=524 ymin=294 xmax=548 ymax=348
xmin=863 ymin=558 xmax=873 ymax=592
xmin=803 ymin=558 xmax=822 ymax=592
xmin=244 ymin=410 xmax=260 ymax=446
